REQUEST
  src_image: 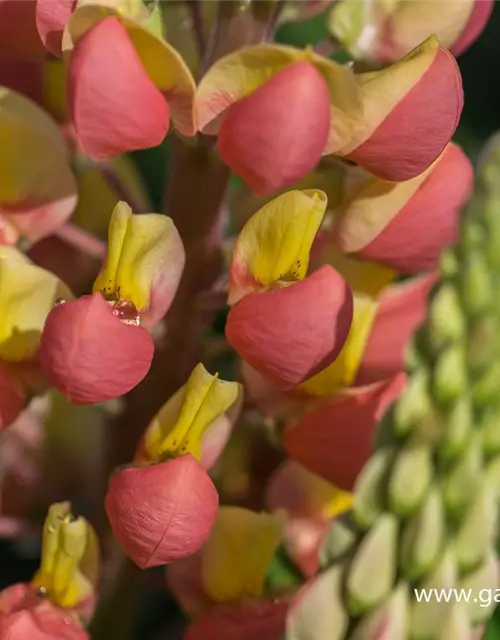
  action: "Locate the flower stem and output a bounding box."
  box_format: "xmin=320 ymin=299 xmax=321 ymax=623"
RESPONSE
xmin=88 ymin=548 xmax=140 ymax=640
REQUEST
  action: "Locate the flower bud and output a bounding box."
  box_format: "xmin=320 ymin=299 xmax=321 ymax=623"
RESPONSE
xmin=226 ymin=265 xmax=353 ymax=389
xmin=105 ymin=454 xmax=219 ymax=568
xmin=67 ymin=17 xmax=169 ymax=159
xmin=218 ymin=61 xmax=331 ymax=196
xmin=333 ymin=144 xmax=473 ymax=272
xmin=39 ymin=293 xmax=154 ymax=404
xmin=287 ymin=566 xmax=348 ymax=640
xmin=346 ymin=514 xmax=398 ymax=615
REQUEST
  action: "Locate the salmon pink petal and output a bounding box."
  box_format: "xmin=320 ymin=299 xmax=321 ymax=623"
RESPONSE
xmin=359 ymin=143 xmax=473 ymax=272
xmin=226 ymin=266 xmax=353 ymax=389
xmin=0 ymin=583 xmax=88 ymax=639
xmin=0 ymin=367 xmax=25 ymax=430
xmin=283 ymin=375 xmax=406 ymax=491
xmin=355 ymin=274 xmax=435 ymax=387
xmin=36 ymin=0 xmax=76 ymax=56
xmin=105 ymin=454 xmax=218 ymax=568
xmin=67 ymin=16 xmax=169 ymax=160
xmin=166 ymin=552 xmax=211 ymax=617
xmin=241 ymin=361 xmax=312 ymax=420
xmin=343 ymin=38 xmax=463 ymax=182
xmin=452 ymin=0 xmax=494 ymax=56
xmin=0 ymin=1 xmax=46 ymax=59
xmin=185 ymin=599 xmax=288 ymax=640
xmin=39 ymin=293 xmax=154 ymax=404
xmin=218 ymin=61 xmax=331 ymax=196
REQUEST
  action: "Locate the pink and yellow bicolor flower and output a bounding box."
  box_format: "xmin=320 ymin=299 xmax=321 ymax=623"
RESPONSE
xmin=167 ymin=505 xmax=287 ymax=616
xmin=329 ymin=0 xmax=493 ymax=65
xmin=331 ymin=142 xmax=474 ymax=273
xmin=106 ymin=364 xmax=241 ymax=569
xmin=39 ymin=201 xmax=185 ymax=404
xmin=0 ymin=88 xmax=77 ymax=246
xmin=265 ymin=461 xmax=353 ymax=578
xmin=196 ymin=37 xmax=462 ymax=190
xmin=0 ymin=246 xmax=72 ymax=429
xmin=36 ymin=0 xmax=196 ymax=159
xmin=225 ymin=189 xmax=354 ymax=390
xmin=0 ymin=501 xmax=99 ymax=639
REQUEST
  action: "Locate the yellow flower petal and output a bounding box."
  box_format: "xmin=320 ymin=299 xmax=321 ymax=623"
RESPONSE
xmin=32 ymin=502 xmax=99 ymax=609
xmin=144 ymin=363 xmax=241 ymax=462
xmin=201 ymin=507 xmax=286 ymax=603
xmin=63 ymin=5 xmax=196 ymax=135
xmin=229 ymin=190 xmax=327 ymax=304
xmin=0 ymin=88 xmax=76 ymax=213
xmin=0 ymin=249 xmax=72 ymax=362
xmin=92 ymin=201 xmax=184 ymax=327
xmin=75 ymin=0 xmax=150 ymax=23
xmin=313 ymin=244 xmax=396 ymax=296
xmin=299 ymin=293 xmax=379 ymax=395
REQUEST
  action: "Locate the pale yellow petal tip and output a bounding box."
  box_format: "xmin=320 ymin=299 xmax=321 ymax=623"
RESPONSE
xmin=228 ymin=189 xmax=328 ymax=303
xmin=144 ymin=363 xmax=241 ymax=462
xmin=201 ymin=507 xmax=287 ymax=603
xmin=33 ymin=502 xmax=98 ymax=609
xmin=298 ymin=293 xmax=379 ymax=396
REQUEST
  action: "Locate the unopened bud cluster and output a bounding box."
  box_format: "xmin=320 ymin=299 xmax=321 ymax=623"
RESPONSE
xmin=288 ymin=135 xmax=500 ymax=639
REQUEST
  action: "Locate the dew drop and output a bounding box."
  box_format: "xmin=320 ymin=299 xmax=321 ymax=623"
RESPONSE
xmin=113 ymin=300 xmax=140 ymax=326
xmin=54 ymin=298 xmax=66 ymax=307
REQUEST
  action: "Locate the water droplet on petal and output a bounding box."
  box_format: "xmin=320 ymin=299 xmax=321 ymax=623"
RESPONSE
xmin=54 ymin=298 xmax=66 ymax=307
xmin=113 ymin=300 xmax=140 ymax=326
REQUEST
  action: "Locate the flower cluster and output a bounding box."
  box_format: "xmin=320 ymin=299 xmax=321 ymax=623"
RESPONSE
xmin=0 ymin=0 xmax=496 ymax=639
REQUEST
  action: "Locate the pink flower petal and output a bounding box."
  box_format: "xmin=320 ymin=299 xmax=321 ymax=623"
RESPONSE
xmin=105 ymin=454 xmax=219 ymax=568
xmin=283 ymin=375 xmax=406 ymax=491
xmin=67 ymin=17 xmax=169 ymax=160
xmin=355 ymin=274 xmax=436 ymax=387
xmin=0 ymin=583 xmax=88 ymax=640
xmin=39 ymin=293 xmax=154 ymax=404
xmin=452 ymin=0 xmax=494 ymax=56
xmin=184 ymin=599 xmax=288 ymax=640
xmin=356 ymin=144 xmax=473 ymax=272
xmin=347 ymin=46 xmax=463 ymax=182
xmin=226 ymin=265 xmax=353 ymax=389
xmin=166 ymin=551 xmax=211 ymax=617
xmin=35 ymin=0 xmax=76 ymax=57
xmin=218 ymin=61 xmax=331 ymax=196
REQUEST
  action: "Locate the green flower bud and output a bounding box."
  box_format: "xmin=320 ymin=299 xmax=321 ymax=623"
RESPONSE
xmin=400 ymin=486 xmax=444 ymax=581
xmin=388 ymin=443 xmax=432 ymax=517
xmin=346 ymin=514 xmax=398 ymax=616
